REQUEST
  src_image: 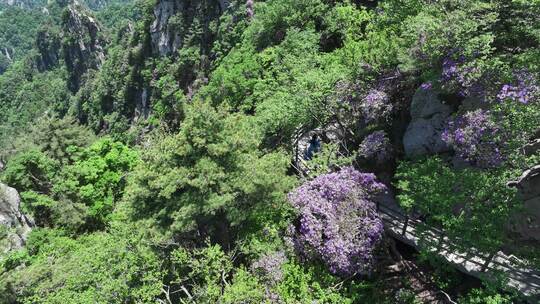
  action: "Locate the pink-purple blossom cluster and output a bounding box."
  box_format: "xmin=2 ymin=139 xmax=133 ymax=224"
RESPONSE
xmin=360 ymin=89 xmax=393 ymax=124
xmin=442 ymin=110 xmax=503 ymax=168
xmin=497 ymin=71 xmax=539 ymax=104
xmin=246 ymin=0 xmax=254 ymax=19
xmin=251 ymin=250 xmax=287 ymax=284
xmin=358 ymin=131 xmax=392 ymax=164
xmin=441 ymin=56 xmax=487 ymax=98
xmin=288 ymin=167 xmax=385 ymax=276
xmin=441 ymin=57 xmax=460 ymax=82
xmin=420 ymin=82 xmax=432 ymax=90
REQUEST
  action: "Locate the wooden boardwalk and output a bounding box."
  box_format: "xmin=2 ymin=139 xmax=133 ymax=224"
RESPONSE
xmin=376 ymin=202 xmax=540 ymax=302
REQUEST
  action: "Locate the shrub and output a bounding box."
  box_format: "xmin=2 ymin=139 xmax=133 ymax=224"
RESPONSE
xmin=442 ymin=110 xmax=503 ymax=168
xmin=288 ymin=167 xmax=385 ymax=276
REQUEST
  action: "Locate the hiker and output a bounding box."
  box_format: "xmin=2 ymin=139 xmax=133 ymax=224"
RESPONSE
xmin=303 ymin=134 xmax=321 ymax=160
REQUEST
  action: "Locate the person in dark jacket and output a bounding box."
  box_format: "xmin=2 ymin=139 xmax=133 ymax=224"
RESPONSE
xmin=303 ymin=134 xmax=321 ymax=160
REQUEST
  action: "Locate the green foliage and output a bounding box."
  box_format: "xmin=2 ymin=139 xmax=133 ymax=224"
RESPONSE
xmin=202 ymin=26 xmax=350 ymax=140
xmin=1 ymin=0 xmax=538 ymax=301
xmin=459 ymin=288 xmax=515 ymax=304
xmin=395 ymin=157 xmax=519 ymax=251
xmin=245 ymin=0 xmax=328 ymax=49
xmin=0 ymin=5 xmax=48 ymax=70
xmin=2 ymin=150 xmax=57 ymax=194
xmin=494 ymin=99 xmax=540 ymax=168
xmin=0 ymin=226 xmax=163 ymax=303
xmin=95 ymin=0 xmax=141 ymax=30
xmin=53 ymin=138 xmax=138 ymax=230
xmin=0 ymin=64 xmax=70 ymax=133
xmin=25 ymin=116 xmax=96 ymax=163
xmin=275 ymin=261 xmax=377 ymax=303
xmin=398 ymin=0 xmax=497 ymax=72
xmin=2 ymin=137 xmax=136 ymax=232
xmin=304 ymin=142 xmax=357 ymax=179
xmin=221 ymin=268 xmax=266 ymax=303
xmin=125 ymin=100 xmax=295 ymax=241
xmin=163 ymin=243 xmax=268 ymax=303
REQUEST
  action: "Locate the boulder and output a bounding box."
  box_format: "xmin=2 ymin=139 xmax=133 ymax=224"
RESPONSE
xmin=0 ymin=183 xmax=33 ymax=252
xmin=403 ymin=88 xmax=452 ymax=157
xmin=509 ymin=196 xmax=540 ymax=241
xmin=507 ymin=165 xmax=540 ymax=241
xmin=523 ymin=139 xmax=540 ymax=156
xmin=508 ymin=165 xmax=540 ymax=201
xmin=522 ymin=128 xmax=540 ymax=156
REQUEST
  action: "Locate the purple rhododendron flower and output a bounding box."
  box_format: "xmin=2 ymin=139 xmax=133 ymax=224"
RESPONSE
xmin=288 ymin=167 xmax=385 ymax=276
xmin=358 ymin=131 xmax=392 ymax=164
xmin=440 ymin=54 xmax=488 ymax=99
xmin=497 ymin=71 xmax=539 ymax=104
xmin=442 ymin=58 xmax=459 ymax=82
xmin=360 ymin=89 xmax=393 ymax=124
xmin=420 ymin=82 xmax=432 ymax=90
xmin=251 ymin=251 xmax=287 ymax=284
xmin=246 ymin=0 xmax=254 ymax=19
xmin=442 ymin=110 xmax=503 ymax=168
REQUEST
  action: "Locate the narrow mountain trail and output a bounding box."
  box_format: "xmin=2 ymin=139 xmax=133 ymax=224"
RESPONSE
xmin=377 ymin=202 xmax=540 ymax=302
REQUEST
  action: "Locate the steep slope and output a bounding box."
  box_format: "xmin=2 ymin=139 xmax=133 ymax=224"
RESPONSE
xmin=0 ymin=0 xmax=538 ymax=303
xmin=62 ymin=3 xmax=106 ymax=91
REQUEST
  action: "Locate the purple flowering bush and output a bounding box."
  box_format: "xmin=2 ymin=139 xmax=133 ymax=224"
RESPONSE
xmin=420 ymin=81 xmax=432 ymax=90
xmin=287 ymin=167 xmax=385 ymax=276
xmin=441 ymin=57 xmax=460 ymax=82
xmin=497 ymin=71 xmax=539 ymax=104
xmin=360 ymin=89 xmax=393 ymax=124
xmin=251 ymin=251 xmax=287 ymax=285
xmin=358 ymin=131 xmax=392 ymax=164
xmin=442 ymin=110 xmax=503 ymax=168
xmin=440 ymin=56 xmax=490 ymax=99
xmin=246 ymin=0 xmax=254 ymax=19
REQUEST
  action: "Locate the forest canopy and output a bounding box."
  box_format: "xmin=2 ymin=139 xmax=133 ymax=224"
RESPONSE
xmin=0 ymin=0 xmax=538 ymax=303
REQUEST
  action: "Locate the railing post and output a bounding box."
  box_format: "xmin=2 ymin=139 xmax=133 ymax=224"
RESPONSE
xmin=401 ymin=216 xmax=409 ymax=236
xmin=437 ymin=233 xmax=444 ymax=251
xmin=295 ymin=142 xmax=299 ymax=167
xmin=481 ymin=251 xmax=497 ymax=272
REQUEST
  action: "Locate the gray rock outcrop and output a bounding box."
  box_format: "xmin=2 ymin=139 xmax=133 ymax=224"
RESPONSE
xmin=507 ymin=165 xmax=540 ymax=241
xmin=36 ymin=28 xmax=61 ymax=72
xmin=149 ymin=0 xmax=228 ymax=56
xmin=522 ymin=130 xmax=540 ymax=156
xmin=0 ymin=183 xmax=33 ymax=252
xmin=62 ymin=3 xmax=106 ymax=92
xmin=508 ymin=165 xmax=540 ymax=201
xmin=403 ymin=88 xmax=452 ymax=157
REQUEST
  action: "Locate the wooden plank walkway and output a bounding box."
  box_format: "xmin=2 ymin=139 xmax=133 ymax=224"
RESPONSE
xmin=376 ymin=202 xmax=540 ymax=302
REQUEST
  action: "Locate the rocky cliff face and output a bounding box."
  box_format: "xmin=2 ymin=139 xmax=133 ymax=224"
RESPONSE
xmin=36 ymin=28 xmax=61 ymax=71
xmin=62 ymin=3 xmax=106 ymax=92
xmin=0 ymin=183 xmax=33 ymax=252
xmin=150 ymin=0 xmax=230 ymax=56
